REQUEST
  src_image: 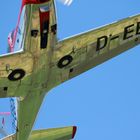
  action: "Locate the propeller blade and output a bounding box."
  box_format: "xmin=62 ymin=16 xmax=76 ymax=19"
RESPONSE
xmin=57 ymin=0 xmax=73 ymax=6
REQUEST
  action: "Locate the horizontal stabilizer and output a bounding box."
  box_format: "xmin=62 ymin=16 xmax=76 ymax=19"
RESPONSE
xmin=3 ymin=126 xmax=77 ymax=140
xmin=29 ymin=126 xmax=77 ymax=140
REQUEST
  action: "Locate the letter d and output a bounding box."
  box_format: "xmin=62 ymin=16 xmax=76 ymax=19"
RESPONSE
xmin=96 ymin=36 xmax=108 ymax=51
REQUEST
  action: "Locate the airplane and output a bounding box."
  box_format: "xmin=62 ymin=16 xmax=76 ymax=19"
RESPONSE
xmin=0 ymin=0 xmax=140 ymax=139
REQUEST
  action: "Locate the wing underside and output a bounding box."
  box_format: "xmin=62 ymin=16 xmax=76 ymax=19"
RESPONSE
xmin=48 ymin=14 xmax=140 ymax=89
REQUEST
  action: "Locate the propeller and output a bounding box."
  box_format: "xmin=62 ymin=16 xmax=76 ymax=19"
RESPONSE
xmin=57 ymin=0 xmax=73 ymax=6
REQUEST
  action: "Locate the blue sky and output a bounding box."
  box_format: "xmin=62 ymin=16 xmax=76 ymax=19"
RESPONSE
xmin=0 ymin=0 xmax=140 ymax=140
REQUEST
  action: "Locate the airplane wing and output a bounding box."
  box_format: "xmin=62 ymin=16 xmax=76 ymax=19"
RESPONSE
xmin=28 ymin=126 xmax=76 ymax=140
xmin=3 ymin=126 xmax=76 ymax=140
xmin=49 ymin=14 xmax=140 ymax=88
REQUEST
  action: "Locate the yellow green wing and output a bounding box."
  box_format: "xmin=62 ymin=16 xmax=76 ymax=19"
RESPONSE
xmin=29 ymin=126 xmax=76 ymax=140
xmin=48 ymin=14 xmax=140 ymax=89
xmin=3 ymin=126 xmax=76 ymax=140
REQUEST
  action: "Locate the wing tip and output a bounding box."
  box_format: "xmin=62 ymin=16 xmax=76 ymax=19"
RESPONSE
xmin=72 ymin=126 xmax=77 ymax=139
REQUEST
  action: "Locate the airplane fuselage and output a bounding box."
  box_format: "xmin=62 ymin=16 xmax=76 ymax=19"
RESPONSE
xmin=0 ymin=0 xmax=57 ymax=97
xmin=0 ymin=0 xmax=57 ymax=139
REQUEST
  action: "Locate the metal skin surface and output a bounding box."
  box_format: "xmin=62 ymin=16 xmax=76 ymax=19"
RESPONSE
xmin=1 ymin=0 xmax=140 ymax=140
